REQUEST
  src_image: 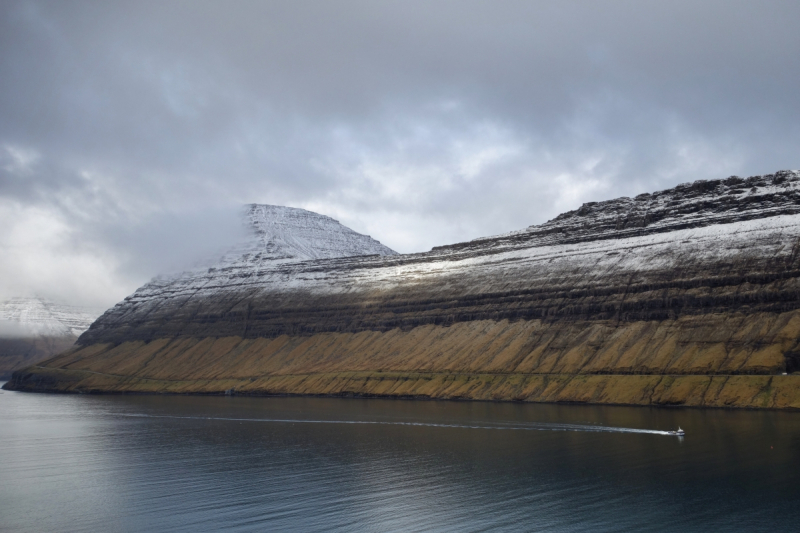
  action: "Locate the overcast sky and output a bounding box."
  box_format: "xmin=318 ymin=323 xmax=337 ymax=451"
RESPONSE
xmin=2 ymin=0 xmax=800 ymax=309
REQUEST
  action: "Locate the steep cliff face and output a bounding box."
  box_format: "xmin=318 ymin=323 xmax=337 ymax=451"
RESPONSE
xmin=0 ymin=297 xmax=100 ymax=379
xmin=7 ymin=171 xmax=800 ymax=409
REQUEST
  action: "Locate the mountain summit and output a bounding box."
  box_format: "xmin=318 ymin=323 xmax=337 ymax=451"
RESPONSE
xmin=195 ymin=204 xmax=396 ymax=275
xmin=241 ymin=204 xmax=397 ymax=261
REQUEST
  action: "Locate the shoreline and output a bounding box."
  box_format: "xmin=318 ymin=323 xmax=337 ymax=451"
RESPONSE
xmin=6 ymin=367 xmax=800 ymax=411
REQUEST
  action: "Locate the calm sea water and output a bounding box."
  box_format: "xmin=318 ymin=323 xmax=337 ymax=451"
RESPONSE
xmin=1 ymin=385 xmax=799 ymax=532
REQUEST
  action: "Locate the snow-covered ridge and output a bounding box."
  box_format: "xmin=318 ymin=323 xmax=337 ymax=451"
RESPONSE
xmin=123 ymin=170 xmax=800 ymax=304
xmin=442 ymin=169 xmax=800 ymax=252
xmin=0 ymin=297 xmax=100 ymax=337
xmin=139 ymin=171 xmax=800 ymax=294
xmin=120 ymin=211 xmax=800 ymax=304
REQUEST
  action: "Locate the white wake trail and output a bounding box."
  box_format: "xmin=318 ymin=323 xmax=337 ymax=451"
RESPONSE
xmin=114 ymin=413 xmax=679 ymax=436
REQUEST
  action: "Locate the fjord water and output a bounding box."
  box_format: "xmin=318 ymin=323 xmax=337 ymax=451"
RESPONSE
xmin=1 ymin=388 xmax=799 ymax=533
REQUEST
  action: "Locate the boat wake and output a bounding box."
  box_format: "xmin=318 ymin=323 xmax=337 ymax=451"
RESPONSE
xmin=115 ymin=413 xmax=681 ymax=436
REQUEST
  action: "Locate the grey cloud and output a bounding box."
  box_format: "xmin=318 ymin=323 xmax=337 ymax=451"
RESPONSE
xmin=1 ymin=0 xmax=799 ymax=307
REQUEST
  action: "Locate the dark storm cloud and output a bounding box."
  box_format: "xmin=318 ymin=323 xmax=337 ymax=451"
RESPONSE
xmin=1 ymin=0 xmax=799 ymax=307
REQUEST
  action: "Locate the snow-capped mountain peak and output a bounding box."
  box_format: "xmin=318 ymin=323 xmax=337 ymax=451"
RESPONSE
xmin=213 ymin=204 xmax=397 ymax=267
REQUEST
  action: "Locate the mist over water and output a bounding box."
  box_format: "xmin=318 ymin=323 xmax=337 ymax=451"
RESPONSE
xmin=1 ymin=389 xmax=799 ymax=532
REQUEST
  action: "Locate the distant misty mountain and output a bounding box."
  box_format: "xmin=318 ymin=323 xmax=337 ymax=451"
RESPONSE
xmin=1 ymin=297 xmax=99 ymax=337
xmin=0 ymin=297 xmax=102 ymax=379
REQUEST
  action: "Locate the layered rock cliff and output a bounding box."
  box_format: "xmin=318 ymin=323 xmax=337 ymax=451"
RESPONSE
xmin=6 ymin=171 xmax=800 ymax=409
xmin=0 ymin=297 xmax=100 ymax=379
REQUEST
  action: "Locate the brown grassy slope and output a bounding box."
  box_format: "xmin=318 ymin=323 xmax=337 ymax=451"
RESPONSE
xmin=9 ymin=312 xmax=800 ymax=408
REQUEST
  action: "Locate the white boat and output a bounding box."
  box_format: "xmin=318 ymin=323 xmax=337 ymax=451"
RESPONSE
xmin=667 ymin=427 xmax=685 ymax=436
